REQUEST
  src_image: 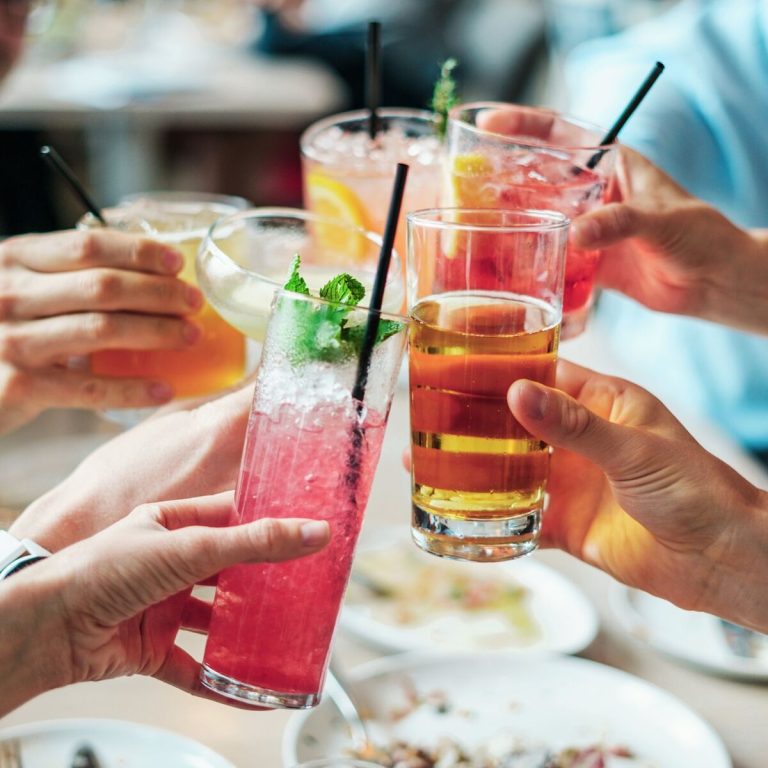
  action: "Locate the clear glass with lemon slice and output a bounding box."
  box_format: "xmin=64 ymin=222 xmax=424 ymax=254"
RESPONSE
xmin=300 ymin=108 xmax=442 ymax=273
xmin=196 ymin=208 xmax=405 ymax=348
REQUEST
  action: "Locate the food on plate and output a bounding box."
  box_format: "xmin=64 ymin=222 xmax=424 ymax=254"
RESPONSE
xmin=352 ymin=736 xmax=643 ymax=767
xmin=346 ymin=545 xmax=540 ymax=647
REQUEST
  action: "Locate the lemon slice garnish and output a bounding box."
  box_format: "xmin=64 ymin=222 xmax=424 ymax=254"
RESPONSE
xmin=305 ymin=171 xmax=369 ymax=263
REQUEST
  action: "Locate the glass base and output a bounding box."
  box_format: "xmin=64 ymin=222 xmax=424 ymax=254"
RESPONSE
xmin=200 ymin=665 xmax=320 ymax=709
xmin=561 ymin=303 xmax=590 ymax=340
xmin=411 ymin=505 xmax=541 ymax=562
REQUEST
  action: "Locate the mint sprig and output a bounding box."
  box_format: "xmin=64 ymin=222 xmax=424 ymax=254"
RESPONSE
xmin=281 ymin=255 xmax=403 ymax=362
xmin=431 ymin=57 xmax=459 ymax=140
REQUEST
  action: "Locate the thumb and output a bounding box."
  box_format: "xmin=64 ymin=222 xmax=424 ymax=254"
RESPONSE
xmin=508 ymin=379 xmax=649 ymax=478
xmin=167 ymin=516 xmax=331 ymax=586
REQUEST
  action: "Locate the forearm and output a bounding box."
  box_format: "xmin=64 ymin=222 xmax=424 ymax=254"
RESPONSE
xmin=700 ymin=228 xmax=768 ymax=335
xmin=0 ymin=570 xmax=71 ymax=716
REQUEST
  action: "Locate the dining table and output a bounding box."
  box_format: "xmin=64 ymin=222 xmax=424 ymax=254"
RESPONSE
xmin=0 ymin=321 xmax=767 ymax=767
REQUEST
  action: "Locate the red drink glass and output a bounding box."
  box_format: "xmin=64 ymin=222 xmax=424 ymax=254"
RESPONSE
xmin=201 ymin=289 xmax=406 ymax=709
xmin=444 ymin=103 xmax=616 ymax=339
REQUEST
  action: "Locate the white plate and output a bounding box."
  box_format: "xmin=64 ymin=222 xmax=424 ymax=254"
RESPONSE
xmin=611 ymin=584 xmax=768 ymax=681
xmin=0 ymin=718 xmax=234 ymax=768
xmin=284 ymin=652 xmax=731 ymax=767
xmin=340 ymin=531 xmax=598 ymax=655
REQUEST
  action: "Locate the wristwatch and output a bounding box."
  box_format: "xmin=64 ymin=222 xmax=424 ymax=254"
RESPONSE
xmin=0 ymin=531 xmax=50 ymax=580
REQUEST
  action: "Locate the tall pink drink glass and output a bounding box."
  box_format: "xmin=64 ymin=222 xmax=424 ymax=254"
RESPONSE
xmin=445 ymin=103 xmax=616 ymax=338
xmin=201 ymin=289 xmax=406 ymax=709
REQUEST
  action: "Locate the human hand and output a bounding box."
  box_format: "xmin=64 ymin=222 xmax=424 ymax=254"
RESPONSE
xmin=0 ymin=491 xmax=330 ymax=715
xmin=0 ymin=229 xmax=204 ymax=434
xmin=508 ymin=360 xmax=768 ymax=632
xmin=572 ymin=147 xmax=768 ymax=333
xmin=11 ymin=384 xmax=253 ymax=551
xmin=0 ymin=0 xmax=28 ymax=81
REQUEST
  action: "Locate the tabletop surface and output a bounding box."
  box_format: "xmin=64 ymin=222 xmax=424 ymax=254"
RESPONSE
xmin=1 ymin=325 xmax=767 ymax=767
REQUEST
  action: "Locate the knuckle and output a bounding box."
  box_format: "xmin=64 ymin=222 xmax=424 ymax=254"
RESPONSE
xmin=78 ymin=377 xmax=110 ymax=407
xmin=561 ymin=397 xmax=594 ymax=440
xmin=131 ymin=238 xmax=159 ymax=270
xmin=0 ymin=327 xmax=22 ymax=363
xmin=84 ymin=312 xmax=121 ymax=342
xmin=0 ymin=276 xmax=16 ymax=321
xmin=0 ymin=364 xmax=29 ymax=405
xmin=254 ymin=518 xmax=287 ymax=560
xmin=82 ymin=271 xmax=124 ymax=306
xmin=73 ymin=231 xmax=101 ymax=267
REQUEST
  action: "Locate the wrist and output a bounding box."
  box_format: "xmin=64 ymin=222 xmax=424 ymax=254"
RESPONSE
xmin=0 ymin=563 xmax=73 ymax=716
xmin=10 ymin=482 xmax=97 ymax=552
xmin=704 ymin=484 xmax=768 ymax=632
xmin=701 ymin=228 xmax=768 ymax=334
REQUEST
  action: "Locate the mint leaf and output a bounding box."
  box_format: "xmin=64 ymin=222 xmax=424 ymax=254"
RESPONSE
xmin=281 ymin=256 xmax=404 ymax=363
xmin=284 ymin=253 xmax=310 ymax=296
xmin=345 ymin=318 xmax=404 ymax=351
xmin=319 ymin=273 xmax=365 ymax=306
xmin=431 ymin=58 xmax=459 ymax=141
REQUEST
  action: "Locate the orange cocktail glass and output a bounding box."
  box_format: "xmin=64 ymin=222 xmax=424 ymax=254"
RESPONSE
xmin=82 ymin=193 xmax=248 ymax=423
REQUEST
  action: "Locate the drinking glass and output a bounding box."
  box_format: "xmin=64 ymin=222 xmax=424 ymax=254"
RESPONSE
xmin=196 ymin=207 xmax=405 ymax=345
xmin=200 ymin=289 xmax=407 ymax=709
xmin=79 ymin=192 xmax=249 ymax=426
xmin=407 ymin=208 xmax=568 ymax=562
xmin=445 ymin=103 xmax=615 ymax=338
xmin=300 ymin=108 xmax=442 ymax=267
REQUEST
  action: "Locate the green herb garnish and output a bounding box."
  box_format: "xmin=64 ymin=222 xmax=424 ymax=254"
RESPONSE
xmin=281 ymin=255 xmax=403 ymax=362
xmin=431 ymin=57 xmax=459 ymax=140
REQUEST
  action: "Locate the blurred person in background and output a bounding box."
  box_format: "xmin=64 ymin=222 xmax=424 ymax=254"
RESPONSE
xmin=0 ymin=1 xmax=205 ymax=433
xmin=251 ymin=0 xmax=546 ymax=108
xmin=0 ymin=0 xmax=61 ymax=235
xmin=563 ymin=0 xmax=768 ymax=465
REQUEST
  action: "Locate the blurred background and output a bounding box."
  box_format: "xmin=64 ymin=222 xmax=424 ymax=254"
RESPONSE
xmin=0 ymin=0 xmax=681 ymax=237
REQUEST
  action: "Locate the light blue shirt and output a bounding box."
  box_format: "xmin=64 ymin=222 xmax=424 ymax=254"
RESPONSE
xmin=565 ymin=0 xmax=768 ymax=449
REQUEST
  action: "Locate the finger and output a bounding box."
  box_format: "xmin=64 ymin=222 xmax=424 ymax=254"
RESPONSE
xmin=154 ymin=645 xmax=268 ymax=710
xmin=145 ymin=491 xmax=236 ymax=531
xmin=1 ymin=230 xmax=184 ymax=275
xmin=180 ymin=595 xmax=213 ymax=633
xmin=571 ymin=203 xmax=657 ymax=250
xmin=476 ymin=106 xmax=556 ymax=139
xmin=7 ymin=368 xmax=174 ymax=411
xmin=9 ymin=269 xmax=203 ymax=320
xmin=508 ymin=379 xmax=662 ymax=479
xmin=2 ymin=313 xmax=201 ymax=366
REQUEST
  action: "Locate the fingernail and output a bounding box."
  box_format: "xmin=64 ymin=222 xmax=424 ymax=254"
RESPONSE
xmin=572 ymin=217 xmax=600 ymax=246
xmin=148 ymin=382 xmax=173 ymax=402
xmin=519 ymin=381 xmax=549 ymax=421
xmin=163 ymin=248 xmax=184 ymax=272
xmin=183 ymin=322 xmax=202 ymax=344
xmin=301 ymin=521 xmax=329 ymax=548
xmin=186 ymin=285 xmax=204 ymax=310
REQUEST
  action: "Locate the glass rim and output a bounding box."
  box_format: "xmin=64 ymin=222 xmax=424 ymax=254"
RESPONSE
xmin=448 ymin=101 xmax=615 ymax=152
xmin=203 ymin=207 xmax=406 ymax=320
xmin=119 ymin=190 xmax=251 ymax=210
xmin=300 ymin=107 xmax=438 ymax=157
xmin=273 ymin=286 xmax=407 ymax=323
xmin=407 ymin=207 xmax=570 ymax=233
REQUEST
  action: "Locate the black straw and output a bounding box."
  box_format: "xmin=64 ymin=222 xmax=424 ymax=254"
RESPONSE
xmin=366 ymin=21 xmax=381 ymax=141
xmin=40 ymin=145 xmax=107 ymax=225
xmin=585 ymin=61 xmax=665 ymax=170
xmin=351 ymin=162 xmax=409 ymax=404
